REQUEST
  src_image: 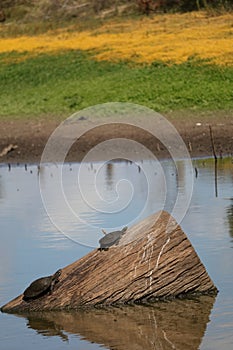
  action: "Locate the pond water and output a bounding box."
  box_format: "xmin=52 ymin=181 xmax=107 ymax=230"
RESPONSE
xmin=0 ymin=157 xmax=233 ymax=350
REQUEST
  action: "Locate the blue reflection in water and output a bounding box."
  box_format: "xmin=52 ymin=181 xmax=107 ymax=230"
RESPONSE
xmin=0 ymin=157 xmax=232 ymax=350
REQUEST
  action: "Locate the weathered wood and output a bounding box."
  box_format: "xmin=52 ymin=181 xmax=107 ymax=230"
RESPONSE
xmin=0 ymin=144 xmax=18 ymax=157
xmin=1 ymin=211 xmax=217 ymax=313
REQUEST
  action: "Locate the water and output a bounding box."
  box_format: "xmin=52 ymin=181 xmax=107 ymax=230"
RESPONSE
xmin=0 ymin=157 xmax=233 ymax=350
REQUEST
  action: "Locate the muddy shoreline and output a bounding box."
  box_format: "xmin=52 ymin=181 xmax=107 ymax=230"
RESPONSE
xmin=0 ymin=112 xmax=232 ymax=164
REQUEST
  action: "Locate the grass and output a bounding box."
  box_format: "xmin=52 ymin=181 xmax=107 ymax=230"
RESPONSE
xmin=0 ymin=50 xmax=233 ymax=118
xmin=0 ymin=11 xmax=233 ymax=118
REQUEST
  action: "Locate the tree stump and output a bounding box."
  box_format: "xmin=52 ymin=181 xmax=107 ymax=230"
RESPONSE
xmin=0 ymin=9 xmax=6 ymax=23
xmin=1 ymin=211 xmax=217 ymax=313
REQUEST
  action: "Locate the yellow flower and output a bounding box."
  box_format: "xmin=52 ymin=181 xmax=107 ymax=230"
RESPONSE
xmin=0 ymin=12 xmax=232 ymax=65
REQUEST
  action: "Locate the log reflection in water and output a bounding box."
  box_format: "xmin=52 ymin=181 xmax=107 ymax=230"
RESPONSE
xmin=17 ymin=296 xmax=215 ymax=350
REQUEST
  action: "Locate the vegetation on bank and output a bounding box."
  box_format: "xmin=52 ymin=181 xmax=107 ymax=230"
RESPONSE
xmin=0 ymin=11 xmax=233 ymax=118
xmin=1 ymin=12 xmax=233 ymax=66
xmin=0 ymin=0 xmax=232 ymax=24
xmin=1 ymin=50 xmax=233 ymax=117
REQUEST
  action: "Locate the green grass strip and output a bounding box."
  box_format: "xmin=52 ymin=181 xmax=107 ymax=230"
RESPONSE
xmin=0 ymin=50 xmax=233 ymax=118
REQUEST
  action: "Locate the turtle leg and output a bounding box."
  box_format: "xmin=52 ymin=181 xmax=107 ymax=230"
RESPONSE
xmin=115 ymin=238 xmax=121 ymax=246
xmin=98 ymin=247 xmax=109 ymax=251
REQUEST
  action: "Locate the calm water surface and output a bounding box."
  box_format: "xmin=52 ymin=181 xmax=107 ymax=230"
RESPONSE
xmin=0 ymin=157 xmax=233 ymax=350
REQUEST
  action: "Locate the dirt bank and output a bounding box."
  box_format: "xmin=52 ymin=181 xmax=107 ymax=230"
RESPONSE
xmin=0 ymin=111 xmax=232 ymax=164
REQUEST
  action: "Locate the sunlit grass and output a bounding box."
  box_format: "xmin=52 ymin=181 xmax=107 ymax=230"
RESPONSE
xmin=0 ymin=11 xmax=233 ymax=65
xmin=1 ymin=50 xmax=233 ymax=117
xmin=1 ymin=12 xmax=233 ymax=117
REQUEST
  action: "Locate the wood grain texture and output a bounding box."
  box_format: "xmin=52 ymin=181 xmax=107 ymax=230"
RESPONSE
xmin=1 ymin=211 xmax=217 ymax=313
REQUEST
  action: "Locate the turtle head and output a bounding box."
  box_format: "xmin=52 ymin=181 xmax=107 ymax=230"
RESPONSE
xmin=53 ymin=269 xmax=62 ymax=281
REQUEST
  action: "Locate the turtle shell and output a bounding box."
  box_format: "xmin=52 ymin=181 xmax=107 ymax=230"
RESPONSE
xmin=99 ymin=227 xmax=127 ymax=249
xmin=23 ymin=270 xmax=61 ymax=299
xmin=23 ymin=276 xmax=54 ymax=299
xmin=99 ymin=231 xmax=122 ymax=248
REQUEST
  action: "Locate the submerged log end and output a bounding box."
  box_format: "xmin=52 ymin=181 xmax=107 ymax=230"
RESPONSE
xmin=1 ymin=211 xmax=217 ymax=313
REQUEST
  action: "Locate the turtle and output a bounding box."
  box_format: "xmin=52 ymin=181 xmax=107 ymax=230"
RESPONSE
xmin=98 ymin=226 xmax=128 ymax=251
xmin=23 ymin=269 xmax=62 ymax=301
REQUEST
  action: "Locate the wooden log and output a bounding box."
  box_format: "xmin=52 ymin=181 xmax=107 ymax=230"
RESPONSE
xmin=1 ymin=211 xmax=217 ymax=313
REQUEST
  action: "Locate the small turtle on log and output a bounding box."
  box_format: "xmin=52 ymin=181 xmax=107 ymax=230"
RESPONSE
xmin=23 ymin=269 xmax=62 ymax=301
xmin=98 ymin=227 xmax=128 ymax=251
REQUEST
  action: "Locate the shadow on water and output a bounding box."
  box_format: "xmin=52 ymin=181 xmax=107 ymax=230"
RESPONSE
xmin=14 ymin=296 xmax=216 ymax=350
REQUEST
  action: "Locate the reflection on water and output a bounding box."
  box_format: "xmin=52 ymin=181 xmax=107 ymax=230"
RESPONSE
xmin=26 ymin=316 xmax=69 ymax=342
xmin=0 ymin=157 xmax=233 ymax=350
xmin=226 ymin=204 xmax=233 ymax=238
xmin=17 ymin=296 xmax=216 ymax=350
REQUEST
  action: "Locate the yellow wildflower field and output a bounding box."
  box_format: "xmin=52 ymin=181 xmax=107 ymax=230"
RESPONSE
xmin=0 ymin=11 xmax=233 ymax=65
